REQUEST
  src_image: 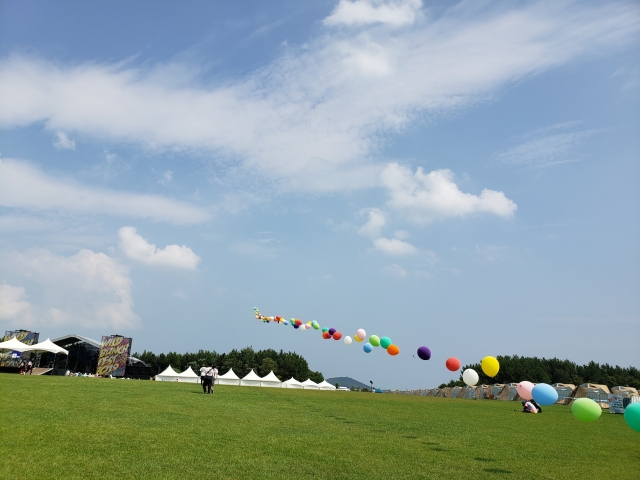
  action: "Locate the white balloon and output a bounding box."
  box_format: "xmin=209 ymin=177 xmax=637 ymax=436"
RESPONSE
xmin=462 ymin=368 xmax=479 ymax=387
xmin=344 ymin=336 xmax=352 ymax=345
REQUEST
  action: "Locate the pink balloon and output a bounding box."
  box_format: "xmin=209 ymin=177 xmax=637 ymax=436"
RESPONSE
xmin=517 ymin=381 xmax=534 ymax=400
xmin=356 ymin=329 xmax=366 ymax=340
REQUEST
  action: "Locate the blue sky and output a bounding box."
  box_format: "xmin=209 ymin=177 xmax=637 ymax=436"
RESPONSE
xmin=0 ymin=0 xmax=638 ymax=388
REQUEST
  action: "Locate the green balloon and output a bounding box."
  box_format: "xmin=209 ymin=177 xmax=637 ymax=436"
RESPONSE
xmin=380 ymin=336 xmax=392 ymax=349
xmin=624 ymin=403 xmax=640 ymax=432
xmin=322 ymin=327 xmax=329 ymax=333
xmin=313 ymin=323 xmax=320 ymax=330
xmin=369 ymin=335 xmax=380 ymax=347
xmin=571 ymin=398 xmax=601 ymax=422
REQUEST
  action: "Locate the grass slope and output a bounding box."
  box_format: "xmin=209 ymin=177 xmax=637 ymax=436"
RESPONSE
xmin=1 ymin=374 xmax=638 ymax=479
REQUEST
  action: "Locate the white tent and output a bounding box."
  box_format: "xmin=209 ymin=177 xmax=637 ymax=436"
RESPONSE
xmin=260 ymin=371 xmax=282 ymax=388
xmin=216 ymin=368 xmax=240 ymax=385
xmin=240 ymin=369 xmax=262 ymax=387
xmin=301 ymin=379 xmax=319 ymax=389
xmin=25 ymin=338 xmax=69 ymax=355
xmin=155 ymin=365 xmax=181 ymax=382
xmin=317 ymin=380 xmax=337 ymax=390
xmin=0 ymin=337 xmax=32 ymax=352
xmin=282 ymin=377 xmax=304 ymax=389
xmin=177 ymin=366 xmax=200 ymax=384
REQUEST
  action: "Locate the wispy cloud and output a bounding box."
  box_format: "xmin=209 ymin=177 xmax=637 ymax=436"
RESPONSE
xmin=1 ymin=2 xmax=637 ymax=190
xmin=381 ymin=264 xmax=408 ymax=277
xmin=0 ymin=159 xmax=210 ymax=224
xmin=324 ymin=0 xmax=422 ymax=28
xmin=53 ymin=131 xmax=75 ymax=150
xmin=497 ymin=123 xmax=601 ymax=167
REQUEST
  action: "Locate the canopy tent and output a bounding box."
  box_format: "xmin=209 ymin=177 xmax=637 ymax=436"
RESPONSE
xmin=490 ymin=384 xmax=505 ymax=398
xmin=240 ymin=369 xmax=262 ymax=387
xmin=177 ymin=366 xmax=200 ymax=384
xmin=497 ymin=383 xmax=519 ymax=401
xmin=435 ymin=388 xmax=447 ymax=397
xmin=551 ymin=383 xmax=576 ymax=403
xmin=451 ymin=386 xmax=463 ymax=398
xmin=611 ymin=386 xmax=639 ymax=396
xmin=458 ymin=387 xmax=476 ymax=399
xmin=282 ymin=377 xmax=304 ymax=389
xmin=0 ymin=337 xmax=33 ymax=352
xmin=260 ymin=371 xmax=282 ymax=388
xmin=317 ymin=380 xmax=337 ymax=390
xmin=475 ymin=385 xmax=491 ymax=399
xmin=155 ymin=365 xmax=180 ymax=382
xmin=216 ymin=368 xmax=240 ymax=385
xmin=24 ymin=338 xmax=69 ymax=355
xmin=563 ymin=383 xmax=611 ymax=408
xmin=301 ymin=379 xmax=319 ymax=389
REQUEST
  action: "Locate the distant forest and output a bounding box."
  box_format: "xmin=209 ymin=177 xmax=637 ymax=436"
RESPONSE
xmin=438 ymin=355 xmax=640 ymax=389
xmin=132 ymin=346 xmax=324 ymax=383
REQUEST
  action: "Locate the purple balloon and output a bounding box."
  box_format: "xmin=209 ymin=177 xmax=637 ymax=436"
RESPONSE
xmin=328 ymin=328 xmax=337 ymax=335
xmin=417 ymin=346 xmax=431 ymax=360
xmin=293 ymin=324 xmax=300 ymax=329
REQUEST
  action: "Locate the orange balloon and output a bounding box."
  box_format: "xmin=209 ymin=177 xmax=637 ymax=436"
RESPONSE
xmin=333 ymin=332 xmax=342 ymax=340
xmin=387 ymin=345 xmax=400 ymax=356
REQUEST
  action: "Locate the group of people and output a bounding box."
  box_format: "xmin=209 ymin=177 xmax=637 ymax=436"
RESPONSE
xmin=200 ymin=364 xmax=218 ymax=394
xmin=18 ymin=360 xmax=33 ymax=375
xmin=522 ymin=399 xmax=543 ymax=413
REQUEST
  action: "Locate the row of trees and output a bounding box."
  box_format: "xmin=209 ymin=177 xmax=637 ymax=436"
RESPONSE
xmin=439 ymin=355 xmax=640 ymax=388
xmin=132 ymin=346 xmax=324 ymax=383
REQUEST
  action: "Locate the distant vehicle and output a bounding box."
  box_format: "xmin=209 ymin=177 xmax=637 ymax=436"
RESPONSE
xmin=375 ymin=389 xmax=385 ymax=393
xmin=337 ymin=387 xmax=349 ymax=391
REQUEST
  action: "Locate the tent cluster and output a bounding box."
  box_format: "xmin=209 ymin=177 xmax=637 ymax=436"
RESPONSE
xmin=0 ymin=336 xmax=69 ymax=355
xmin=253 ymin=308 xmax=400 ymax=357
xmin=156 ymin=365 xmax=336 ymax=390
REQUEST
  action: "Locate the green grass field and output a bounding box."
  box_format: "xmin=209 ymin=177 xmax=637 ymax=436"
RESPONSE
xmin=1 ymin=374 xmax=638 ymax=479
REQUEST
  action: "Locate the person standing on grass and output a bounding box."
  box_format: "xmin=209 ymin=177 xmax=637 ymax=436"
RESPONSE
xmin=27 ymin=360 xmax=33 ymax=375
xmin=211 ymin=366 xmax=218 ymax=393
xmin=203 ymin=364 xmax=214 ymax=394
xmin=199 ymin=364 xmax=207 ymax=386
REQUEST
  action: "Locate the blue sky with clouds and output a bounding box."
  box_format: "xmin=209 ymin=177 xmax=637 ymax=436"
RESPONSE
xmin=1 ymin=1 xmax=638 ymax=388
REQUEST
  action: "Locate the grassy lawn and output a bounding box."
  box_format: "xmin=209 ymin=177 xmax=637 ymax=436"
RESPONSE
xmin=1 ymin=374 xmax=638 ymax=479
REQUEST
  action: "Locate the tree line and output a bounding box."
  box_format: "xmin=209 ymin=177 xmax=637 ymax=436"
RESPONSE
xmin=438 ymin=355 xmax=640 ymax=389
xmin=132 ymin=346 xmax=324 ymax=383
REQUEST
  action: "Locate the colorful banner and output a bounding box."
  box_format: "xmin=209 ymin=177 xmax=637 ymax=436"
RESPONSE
xmin=0 ymin=330 xmax=39 ymax=367
xmin=96 ymin=335 xmax=132 ymax=377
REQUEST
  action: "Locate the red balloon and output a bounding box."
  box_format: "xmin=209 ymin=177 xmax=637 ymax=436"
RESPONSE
xmin=322 ymin=331 xmax=331 ymax=339
xmin=295 ymin=319 xmax=302 ymax=325
xmin=446 ymin=357 xmax=461 ymax=371
xmin=333 ymin=332 xmax=342 ymax=340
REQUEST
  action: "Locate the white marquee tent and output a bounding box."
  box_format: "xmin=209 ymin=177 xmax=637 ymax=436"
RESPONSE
xmin=260 ymin=371 xmax=282 ymax=388
xmin=282 ymin=377 xmax=304 ymax=389
xmin=301 ymin=379 xmax=319 ymax=389
xmin=25 ymin=338 xmax=69 ymax=355
xmin=240 ymin=369 xmax=262 ymax=387
xmin=177 ymin=366 xmax=200 ymax=384
xmin=216 ymin=368 xmax=240 ymax=385
xmin=0 ymin=337 xmax=33 ymax=352
xmin=317 ymin=380 xmax=337 ymax=390
xmin=155 ymin=365 xmax=180 ymax=382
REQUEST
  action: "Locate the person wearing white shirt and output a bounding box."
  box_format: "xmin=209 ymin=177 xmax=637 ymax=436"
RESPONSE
xmin=199 ymin=364 xmax=207 ymax=386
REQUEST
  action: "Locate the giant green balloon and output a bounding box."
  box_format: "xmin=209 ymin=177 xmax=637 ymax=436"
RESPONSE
xmin=369 ymin=335 xmax=380 ymax=347
xmin=380 ymin=337 xmax=392 ymax=349
xmin=571 ymin=398 xmax=601 ymax=422
xmin=624 ymin=403 xmax=640 ymax=432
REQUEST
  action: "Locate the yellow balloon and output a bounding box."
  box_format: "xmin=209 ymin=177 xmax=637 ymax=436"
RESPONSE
xmin=354 ymin=335 xmax=363 ymax=343
xmin=481 ymin=356 xmax=500 ymax=378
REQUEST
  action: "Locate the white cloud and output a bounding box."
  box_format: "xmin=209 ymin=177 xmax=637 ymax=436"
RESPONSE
xmin=0 ymin=284 xmax=34 ymax=323
xmin=53 ymin=130 xmax=75 ymax=150
xmin=0 ymin=159 xmax=210 ymax=224
xmin=380 ymin=163 xmax=517 ymax=225
xmin=118 ymin=226 xmax=200 ymax=270
xmin=476 ymin=244 xmax=507 ymax=261
xmin=158 ymin=170 xmax=173 ymax=185
xmin=324 ymin=0 xmax=422 ymax=28
xmin=497 ymin=123 xmax=600 ymax=166
xmin=381 ymin=264 xmax=407 ymax=277
xmin=6 ymin=248 xmax=140 ymax=329
xmin=373 ymin=237 xmax=417 ymax=255
xmin=229 ymin=241 xmax=278 ymax=260
xmin=358 ymin=208 xmax=386 ymax=238
xmin=0 ymin=2 xmax=636 ymax=190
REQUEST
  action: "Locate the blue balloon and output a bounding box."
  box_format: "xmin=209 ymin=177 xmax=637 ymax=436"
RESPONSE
xmin=363 ymin=343 xmax=373 ymax=353
xmin=532 ymin=383 xmax=558 ymax=406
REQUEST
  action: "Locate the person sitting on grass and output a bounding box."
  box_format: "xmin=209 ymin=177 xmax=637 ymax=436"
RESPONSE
xmin=522 ymin=400 xmax=538 ymax=413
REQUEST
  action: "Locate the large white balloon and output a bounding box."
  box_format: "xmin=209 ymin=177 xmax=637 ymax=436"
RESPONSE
xmin=344 ymin=336 xmax=352 ymax=345
xmin=462 ymin=368 xmax=479 ymax=387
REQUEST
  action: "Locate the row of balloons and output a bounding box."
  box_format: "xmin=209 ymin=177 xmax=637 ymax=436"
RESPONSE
xmin=253 ymin=308 xmax=401 ymax=356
